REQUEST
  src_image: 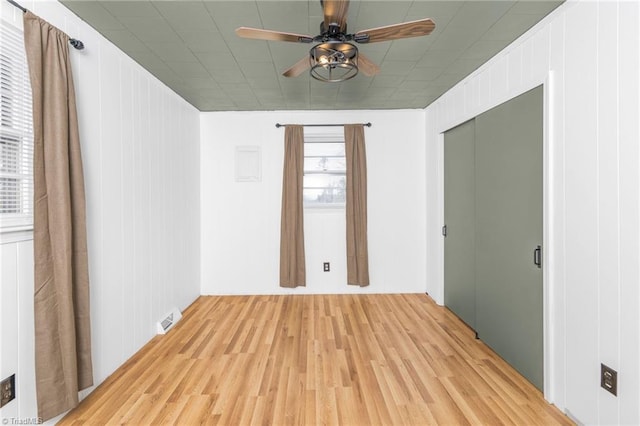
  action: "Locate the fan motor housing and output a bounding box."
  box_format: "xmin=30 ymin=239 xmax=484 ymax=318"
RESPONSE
xmin=309 ymin=42 xmax=359 ymax=82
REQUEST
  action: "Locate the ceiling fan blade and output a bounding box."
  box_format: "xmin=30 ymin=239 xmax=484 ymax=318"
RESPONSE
xmin=236 ymin=27 xmax=314 ymax=43
xmin=357 ymin=53 xmax=380 ymax=77
xmin=323 ymin=0 xmax=350 ymax=32
xmin=283 ymin=56 xmax=311 ymax=78
xmin=355 ymin=18 xmax=435 ymax=43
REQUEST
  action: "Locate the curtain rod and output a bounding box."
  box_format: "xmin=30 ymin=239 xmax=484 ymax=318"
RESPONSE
xmin=5 ymin=0 xmax=85 ymax=50
xmin=6 ymin=0 xmax=24 ymax=12
xmin=275 ymin=122 xmax=372 ymax=128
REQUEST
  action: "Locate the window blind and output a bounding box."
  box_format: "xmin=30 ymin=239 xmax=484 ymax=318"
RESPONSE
xmin=303 ymin=131 xmax=346 ymax=206
xmin=0 ymin=18 xmax=33 ymax=230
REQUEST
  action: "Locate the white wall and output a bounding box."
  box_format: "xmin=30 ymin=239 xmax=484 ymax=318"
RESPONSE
xmin=201 ymin=109 xmax=426 ymax=295
xmin=0 ymin=1 xmax=200 ymax=422
xmin=424 ymin=1 xmax=639 ymax=424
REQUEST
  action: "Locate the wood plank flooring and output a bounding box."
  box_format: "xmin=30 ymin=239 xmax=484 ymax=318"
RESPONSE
xmin=60 ymin=294 xmax=573 ymax=425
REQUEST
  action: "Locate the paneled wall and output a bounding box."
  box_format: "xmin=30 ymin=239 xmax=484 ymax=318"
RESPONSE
xmin=0 ymin=238 xmax=35 ymax=420
xmin=424 ymin=1 xmax=639 ymax=424
xmin=0 ymin=1 xmax=200 ymax=422
xmin=200 ymin=109 xmax=426 ymax=295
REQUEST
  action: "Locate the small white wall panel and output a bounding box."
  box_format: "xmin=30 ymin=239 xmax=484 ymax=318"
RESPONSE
xmin=532 ymin=27 xmax=550 ymax=82
xmin=16 ymin=241 xmax=36 ymax=419
xmin=235 ymin=146 xmax=262 ymax=182
xmin=477 ymin=70 xmax=492 ymax=114
xmin=133 ymin=74 xmax=154 ymax=347
xmin=521 ymin=37 xmax=535 ymax=85
xmin=596 ymin=2 xmax=620 ymax=423
xmin=490 ymin=56 xmax=508 ymax=101
xmin=507 ymin=49 xmax=522 ymax=93
xmin=0 ymin=244 xmax=19 ymax=420
xmin=462 ymin=81 xmax=475 ymax=118
xmin=148 ymin=85 xmax=161 ymax=325
xmin=563 ymin=3 xmax=599 ymax=423
xmin=100 ymin=47 xmax=126 ymax=377
xmin=424 ymin=116 xmax=441 ymax=303
xmin=120 ymin=61 xmax=137 ymax=359
xmin=547 ymin=12 xmax=567 ymax=411
xmin=617 ymin=2 xmax=640 ymax=424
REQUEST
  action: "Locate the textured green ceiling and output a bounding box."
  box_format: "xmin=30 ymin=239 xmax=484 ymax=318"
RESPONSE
xmin=61 ymin=0 xmax=563 ymax=111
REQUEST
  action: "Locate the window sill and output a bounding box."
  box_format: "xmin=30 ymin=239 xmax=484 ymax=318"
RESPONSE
xmin=304 ymin=204 xmax=345 ymax=212
xmin=0 ymin=227 xmax=34 ymax=244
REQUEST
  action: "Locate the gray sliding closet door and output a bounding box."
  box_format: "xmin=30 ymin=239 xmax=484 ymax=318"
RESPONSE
xmin=444 ymin=119 xmax=476 ymax=329
xmin=474 ymin=86 xmax=544 ymax=390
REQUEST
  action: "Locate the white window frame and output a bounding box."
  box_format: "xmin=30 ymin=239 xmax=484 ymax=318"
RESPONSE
xmin=303 ymin=128 xmax=346 ymax=209
xmin=0 ymin=17 xmax=34 ymax=234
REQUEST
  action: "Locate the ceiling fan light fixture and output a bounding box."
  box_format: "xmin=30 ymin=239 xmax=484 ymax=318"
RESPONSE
xmin=309 ymin=42 xmax=358 ymax=83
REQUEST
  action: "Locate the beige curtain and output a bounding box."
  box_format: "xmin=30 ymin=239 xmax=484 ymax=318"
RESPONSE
xmin=280 ymin=125 xmax=306 ymax=287
xmin=345 ymin=124 xmax=370 ymax=286
xmin=24 ymin=11 xmax=93 ymax=421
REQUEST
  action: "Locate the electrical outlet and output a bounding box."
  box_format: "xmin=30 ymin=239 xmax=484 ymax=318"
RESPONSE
xmin=601 ymin=364 xmax=617 ymax=396
xmin=323 ymin=262 xmax=330 ymax=272
xmin=0 ymin=374 xmax=15 ymax=407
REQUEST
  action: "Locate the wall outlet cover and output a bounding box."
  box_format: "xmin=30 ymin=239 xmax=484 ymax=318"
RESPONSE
xmin=600 ymin=363 xmax=617 ymax=396
xmin=0 ymin=374 xmax=15 ymax=407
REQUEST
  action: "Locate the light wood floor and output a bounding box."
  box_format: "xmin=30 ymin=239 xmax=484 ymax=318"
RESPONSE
xmin=60 ymin=294 xmax=573 ymax=425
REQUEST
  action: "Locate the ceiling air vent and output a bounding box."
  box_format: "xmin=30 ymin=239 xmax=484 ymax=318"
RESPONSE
xmin=156 ymin=307 xmax=182 ymax=335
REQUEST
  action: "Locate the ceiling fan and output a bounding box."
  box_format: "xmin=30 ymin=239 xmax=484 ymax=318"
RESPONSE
xmin=235 ymin=0 xmax=435 ymax=82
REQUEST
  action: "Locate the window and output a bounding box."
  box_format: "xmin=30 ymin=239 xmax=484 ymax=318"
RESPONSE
xmin=0 ymin=19 xmax=33 ymax=231
xmin=303 ymin=131 xmax=346 ymax=206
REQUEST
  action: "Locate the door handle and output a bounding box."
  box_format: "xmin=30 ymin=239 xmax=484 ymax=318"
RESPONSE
xmin=533 ymin=245 xmax=542 ymax=268
xmin=442 ymin=225 xmax=447 ymax=237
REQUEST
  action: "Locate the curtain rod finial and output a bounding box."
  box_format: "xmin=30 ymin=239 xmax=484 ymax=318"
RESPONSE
xmin=69 ymin=39 xmax=84 ymax=50
xmin=275 ymin=123 xmax=282 ymax=128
